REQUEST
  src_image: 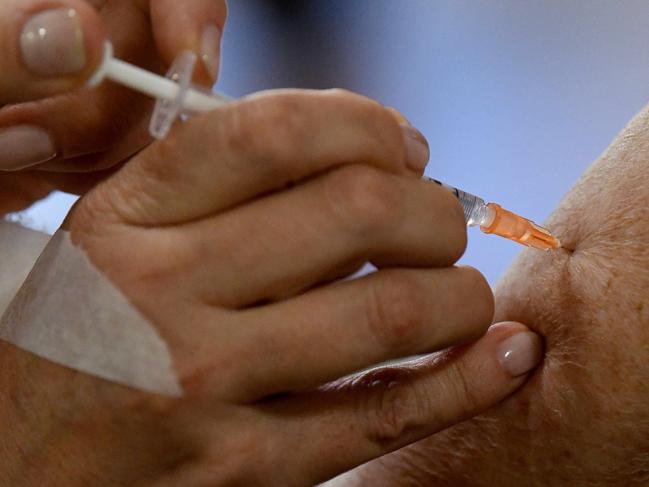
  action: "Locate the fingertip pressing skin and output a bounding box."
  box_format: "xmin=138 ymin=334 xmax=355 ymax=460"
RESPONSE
xmin=428 ymin=321 xmax=544 ymax=406
xmin=491 ymin=322 xmax=544 ymax=377
xmin=284 ymin=322 xmax=544 ymax=485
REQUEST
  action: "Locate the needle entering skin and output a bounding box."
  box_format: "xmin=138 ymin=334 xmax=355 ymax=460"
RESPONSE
xmin=480 ymin=203 xmax=561 ymax=251
xmin=424 ymin=177 xmax=561 ymax=251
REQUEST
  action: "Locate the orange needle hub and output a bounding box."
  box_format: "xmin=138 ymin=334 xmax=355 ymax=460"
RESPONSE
xmin=480 ymin=203 xmax=561 ymax=251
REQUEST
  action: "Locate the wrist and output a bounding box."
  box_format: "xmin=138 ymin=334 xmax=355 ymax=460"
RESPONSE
xmin=0 ymin=344 xmax=191 ymax=486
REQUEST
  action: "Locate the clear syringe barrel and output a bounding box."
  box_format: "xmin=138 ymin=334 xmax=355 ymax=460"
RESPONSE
xmin=425 ymin=177 xmax=495 ymax=227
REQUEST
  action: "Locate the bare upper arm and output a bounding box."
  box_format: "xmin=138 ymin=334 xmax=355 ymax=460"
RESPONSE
xmin=336 ymin=104 xmax=649 ymax=487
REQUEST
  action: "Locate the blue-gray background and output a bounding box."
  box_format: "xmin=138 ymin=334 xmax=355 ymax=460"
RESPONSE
xmin=24 ymin=0 xmax=649 ymax=284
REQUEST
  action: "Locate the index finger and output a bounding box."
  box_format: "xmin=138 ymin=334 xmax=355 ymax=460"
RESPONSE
xmin=87 ymin=89 xmax=428 ymax=227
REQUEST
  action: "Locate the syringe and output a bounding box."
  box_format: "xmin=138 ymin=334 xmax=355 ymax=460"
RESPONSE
xmin=426 ymin=178 xmax=561 ymax=250
xmin=88 ymin=43 xmax=561 ymax=251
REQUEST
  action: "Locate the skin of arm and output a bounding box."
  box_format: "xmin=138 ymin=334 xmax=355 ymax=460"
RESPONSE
xmin=332 ymin=103 xmax=649 ymax=486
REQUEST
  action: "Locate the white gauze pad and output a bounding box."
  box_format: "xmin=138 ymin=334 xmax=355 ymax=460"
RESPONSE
xmin=0 ymin=228 xmax=182 ymax=397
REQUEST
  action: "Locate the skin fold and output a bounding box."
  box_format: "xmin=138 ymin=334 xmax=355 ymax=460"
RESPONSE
xmin=334 ymin=103 xmax=649 ymax=486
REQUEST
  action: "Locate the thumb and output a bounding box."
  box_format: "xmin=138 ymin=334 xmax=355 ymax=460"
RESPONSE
xmin=0 ymin=0 xmax=107 ymax=104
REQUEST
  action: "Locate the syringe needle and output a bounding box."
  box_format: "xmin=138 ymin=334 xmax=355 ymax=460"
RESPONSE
xmin=425 ymin=177 xmax=561 ymax=251
xmin=479 ymin=203 xmax=561 ymax=251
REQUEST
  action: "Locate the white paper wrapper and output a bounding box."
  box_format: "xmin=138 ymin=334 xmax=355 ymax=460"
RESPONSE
xmin=0 ymin=229 xmax=182 ymax=397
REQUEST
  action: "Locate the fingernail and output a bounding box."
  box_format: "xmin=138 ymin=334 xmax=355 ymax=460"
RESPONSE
xmin=0 ymin=126 xmax=57 ymax=171
xmin=402 ymin=126 xmax=430 ymax=172
xmin=497 ymin=331 xmax=543 ymax=377
xmin=201 ymin=23 xmax=222 ymax=83
xmin=386 ymin=107 xmax=411 ymax=126
xmin=21 ymin=8 xmax=87 ymax=77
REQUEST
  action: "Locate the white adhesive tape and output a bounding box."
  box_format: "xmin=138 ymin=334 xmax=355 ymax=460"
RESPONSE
xmin=0 ymin=221 xmax=50 ymax=312
xmin=0 ymin=229 xmax=182 ymax=397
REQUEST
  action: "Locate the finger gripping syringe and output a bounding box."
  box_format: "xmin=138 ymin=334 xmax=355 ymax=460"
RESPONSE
xmin=88 ymin=42 xmax=561 ymax=251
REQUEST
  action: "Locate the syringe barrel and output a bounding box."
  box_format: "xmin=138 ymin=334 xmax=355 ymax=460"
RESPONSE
xmin=424 ymin=177 xmax=493 ymax=227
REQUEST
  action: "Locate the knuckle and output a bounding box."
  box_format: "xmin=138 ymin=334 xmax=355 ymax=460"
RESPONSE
xmin=323 ymin=88 xmax=386 ymax=122
xmin=323 ymin=165 xmax=404 ymax=234
xmin=224 ymin=94 xmax=306 ymax=171
xmin=323 ymin=88 xmax=368 ymax=105
xmin=323 ymin=89 xmax=404 ymax=159
xmin=364 ymin=271 xmax=426 ymax=352
xmin=132 ymin=140 xmax=184 ymax=188
xmin=91 ymin=151 xmax=182 ymax=226
xmin=201 ymin=431 xmax=274 ymax=485
xmin=354 ymin=367 xmax=429 ymax=445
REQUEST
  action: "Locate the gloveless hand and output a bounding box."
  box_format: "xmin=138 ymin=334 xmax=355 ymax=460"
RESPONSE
xmin=0 ymin=89 xmax=547 ymax=486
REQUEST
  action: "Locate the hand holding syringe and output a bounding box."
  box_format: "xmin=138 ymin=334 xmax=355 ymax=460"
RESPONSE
xmin=90 ymin=42 xmax=560 ymax=251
